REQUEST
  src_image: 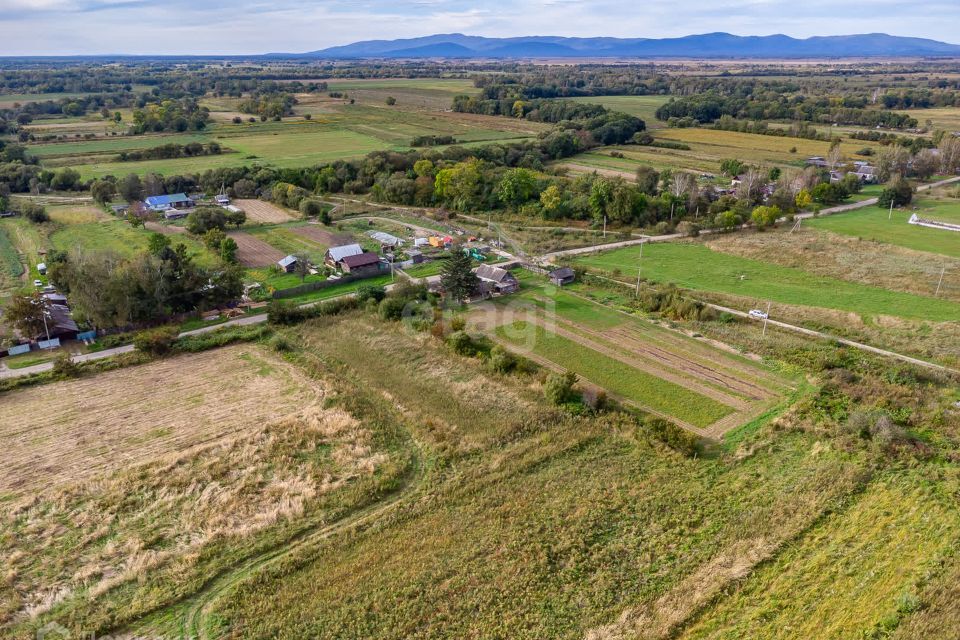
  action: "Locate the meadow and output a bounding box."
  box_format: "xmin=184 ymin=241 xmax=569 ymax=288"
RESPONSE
xmin=808 ymin=200 xmax=960 ymax=258
xmin=558 ymin=128 xmax=881 ymax=177
xmin=573 ymin=241 xmax=960 ymax=321
xmin=0 ymin=225 xmax=24 ymax=296
xmin=569 ymin=95 xmax=673 ymax=128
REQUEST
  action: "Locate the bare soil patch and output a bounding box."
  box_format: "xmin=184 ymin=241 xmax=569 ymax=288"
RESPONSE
xmin=290 ymin=223 xmax=354 ymax=247
xmin=228 ymin=231 xmax=286 ymax=267
xmin=234 ymin=199 xmax=296 ymax=224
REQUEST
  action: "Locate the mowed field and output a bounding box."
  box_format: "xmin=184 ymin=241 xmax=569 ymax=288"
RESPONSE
xmin=1 ymin=343 xmax=403 ymax=637
xmin=0 ymin=345 xmax=319 ymax=497
xmin=573 ymin=241 xmax=960 ymax=321
xmin=29 ymin=80 xmax=548 ymax=180
xmin=559 ymin=128 xmax=881 ymax=177
xmin=474 ymin=276 xmax=793 ymax=436
xmin=808 ymin=197 xmax=960 ymax=259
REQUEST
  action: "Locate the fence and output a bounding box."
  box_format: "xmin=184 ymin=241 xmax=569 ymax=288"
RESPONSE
xmin=272 ymin=271 xmax=380 ymax=299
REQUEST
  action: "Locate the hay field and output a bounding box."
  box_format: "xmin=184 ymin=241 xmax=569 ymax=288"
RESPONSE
xmin=0 ymin=345 xmax=320 ymax=497
xmin=1 ymin=342 xmax=405 ymax=638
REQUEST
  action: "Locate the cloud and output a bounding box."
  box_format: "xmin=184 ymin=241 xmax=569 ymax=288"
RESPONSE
xmin=1 ymin=0 xmax=958 ymax=55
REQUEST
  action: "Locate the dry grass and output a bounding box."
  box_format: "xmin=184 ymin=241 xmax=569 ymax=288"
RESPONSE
xmin=234 ymin=199 xmax=296 ymax=224
xmin=0 ymin=345 xmax=318 ymax=498
xmin=46 ymin=205 xmax=110 ymax=225
xmin=0 ymin=343 xmax=398 ymax=636
xmin=704 ymin=227 xmax=960 ymax=303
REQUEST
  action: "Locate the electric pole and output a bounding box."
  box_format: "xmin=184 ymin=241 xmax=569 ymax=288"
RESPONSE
xmin=635 ymin=242 xmax=644 ymax=297
xmin=888 ymin=199 xmax=894 ymax=221
xmin=935 ymin=266 xmax=945 ymax=297
xmin=762 ymin=300 xmax=771 ymax=337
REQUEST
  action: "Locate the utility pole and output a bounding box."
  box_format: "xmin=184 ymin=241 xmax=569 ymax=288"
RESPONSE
xmin=762 ymin=300 xmax=771 ymax=337
xmin=888 ymin=199 xmax=894 ymax=221
xmin=935 ymin=266 xmax=945 ymax=297
xmin=603 ymin=215 xmax=607 ymax=238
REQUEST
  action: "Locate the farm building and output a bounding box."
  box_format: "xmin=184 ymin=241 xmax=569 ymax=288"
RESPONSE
xmin=368 ymin=231 xmax=403 ymax=249
xmin=406 ymin=249 xmax=425 ymax=264
xmin=145 ymin=193 xmax=194 ymax=213
xmin=340 ymin=252 xmax=384 ymax=276
xmin=325 ymin=243 xmax=364 ymax=269
xmin=549 ymin=267 xmax=576 ymax=286
xmin=475 ymin=264 xmax=519 ymax=295
xmin=278 ymin=255 xmax=299 ymax=273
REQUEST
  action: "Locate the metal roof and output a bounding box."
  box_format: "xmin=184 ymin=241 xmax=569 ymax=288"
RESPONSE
xmin=327 ymin=244 xmax=363 ymax=262
xmin=278 ymin=255 xmax=298 ymax=267
xmin=145 ymin=193 xmax=192 ymax=206
xmin=368 ymin=230 xmax=403 ymax=245
xmin=342 ymin=252 xmax=381 ymax=268
xmin=475 ymin=264 xmax=515 ymax=284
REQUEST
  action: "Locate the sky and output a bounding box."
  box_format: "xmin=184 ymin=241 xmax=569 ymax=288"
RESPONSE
xmin=2 ymin=0 xmax=960 ymax=56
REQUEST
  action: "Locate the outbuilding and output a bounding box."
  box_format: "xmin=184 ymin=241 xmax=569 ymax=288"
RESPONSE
xmin=145 ymin=193 xmax=194 ymax=213
xmin=549 ymin=267 xmax=576 ymax=287
xmin=278 ymin=255 xmax=299 ymax=273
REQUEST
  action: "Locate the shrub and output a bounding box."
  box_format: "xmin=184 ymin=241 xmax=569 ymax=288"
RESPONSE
xmin=645 ymin=417 xmax=701 ymax=456
xmin=544 ymin=370 xmax=577 ymax=405
xmin=270 ymin=334 xmax=294 ymax=352
xmin=356 ymin=284 xmax=386 ymax=304
xmin=52 ymin=352 xmax=80 ymax=378
xmin=378 ymin=297 xmax=408 ymax=321
xmin=133 ymin=326 xmax=178 ymax=356
xmin=21 ymin=202 xmax=49 ymax=223
xmin=447 ymin=330 xmax=475 ymax=356
xmin=488 ymin=344 xmax=516 ymax=373
xmin=450 ymin=315 xmax=467 ymax=332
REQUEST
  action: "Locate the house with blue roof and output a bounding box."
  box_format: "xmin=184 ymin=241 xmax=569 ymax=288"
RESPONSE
xmin=144 ymin=193 xmax=194 ymax=214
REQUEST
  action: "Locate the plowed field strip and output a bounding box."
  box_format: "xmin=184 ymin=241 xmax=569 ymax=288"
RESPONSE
xmin=229 ymin=231 xmax=286 ymax=267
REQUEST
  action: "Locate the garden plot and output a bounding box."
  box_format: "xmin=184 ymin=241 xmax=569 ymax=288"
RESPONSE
xmin=229 ymin=231 xmax=287 ymax=267
xmin=234 ymin=199 xmax=296 ymax=224
xmin=473 ymin=281 xmax=792 ymax=437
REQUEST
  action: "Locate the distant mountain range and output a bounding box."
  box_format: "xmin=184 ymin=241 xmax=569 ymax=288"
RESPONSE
xmin=289 ymin=33 xmax=960 ymax=59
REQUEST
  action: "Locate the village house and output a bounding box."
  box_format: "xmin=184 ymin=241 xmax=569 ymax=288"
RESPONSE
xmin=144 ymin=193 xmax=194 ymax=214
xmin=475 ymin=264 xmax=519 ymax=295
xmin=340 ymin=252 xmax=383 ymax=276
xmin=325 ymin=243 xmax=364 ymax=269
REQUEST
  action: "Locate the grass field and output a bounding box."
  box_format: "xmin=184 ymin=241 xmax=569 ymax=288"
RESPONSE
xmin=703 ymin=228 xmax=960 ymax=302
xmin=0 ymin=225 xmax=24 ymax=296
xmin=808 ymin=202 xmax=960 ymax=258
xmin=569 ymin=95 xmax=672 ymax=128
xmin=190 ymin=314 xmax=865 ymax=640
xmin=559 ymin=128 xmax=881 ymax=177
xmin=574 ymin=241 xmax=960 ymax=321
xmin=677 ymin=472 xmax=959 ymax=640
xmin=0 ymin=91 xmax=92 ymax=107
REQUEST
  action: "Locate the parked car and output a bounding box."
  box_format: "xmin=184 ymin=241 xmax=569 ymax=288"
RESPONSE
xmin=748 ymin=309 xmax=769 ymax=320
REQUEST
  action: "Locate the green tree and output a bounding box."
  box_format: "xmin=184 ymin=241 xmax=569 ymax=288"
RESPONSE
xmin=185 ymin=207 xmax=227 ymax=235
xmin=119 ymin=173 xmax=143 ymax=202
xmin=203 ymin=228 xmax=226 ymax=251
xmin=224 ymin=208 xmax=246 ymax=228
xmin=147 ymin=232 xmax=171 ymax=256
xmin=439 ymin=250 xmax=479 ymax=304
xmin=90 ymin=179 xmax=116 ymax=205
xmin=588 ymin=177 xmax=613 ymax=224
xmin=4 ymin=292 xmax=49 ymax=338
xmin=219 ymin=237 xmax=239 ymax=264
xmin=714 ymin=210 xmax=740 ymax=231
xmin=21 ymin=202 xmax=48 ymax=223
xmin=878 ymin=175 xmax=914 ymax=208
xmin=496 ymin=168 xmax=537 ymax=208
xmin=750 ymin=205 xmax=781 ymax=230
xmin=434 ymin=160 xmax=482 ymax=211
xmin=292 ymin=251 xmax=311 ymax=282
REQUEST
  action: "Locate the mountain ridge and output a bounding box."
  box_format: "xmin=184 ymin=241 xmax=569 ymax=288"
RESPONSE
xmin=288 ymin=32 xmax=960 ymax=59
